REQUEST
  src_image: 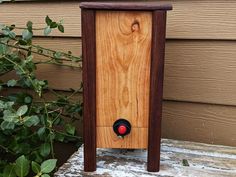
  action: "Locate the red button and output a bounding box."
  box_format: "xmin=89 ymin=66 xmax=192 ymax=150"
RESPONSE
xmin=118 ymin=125 xmax=127 ymax=135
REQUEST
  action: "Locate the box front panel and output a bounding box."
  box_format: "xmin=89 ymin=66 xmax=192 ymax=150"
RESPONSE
xmin=96 ymin=11 xmax=152 ymax=148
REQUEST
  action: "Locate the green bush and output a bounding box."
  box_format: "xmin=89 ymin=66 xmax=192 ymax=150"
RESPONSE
xmin=0 ymin=15 xmax=82 ymax=177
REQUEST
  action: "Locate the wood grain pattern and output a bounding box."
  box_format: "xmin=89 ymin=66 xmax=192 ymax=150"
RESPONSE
xmin=80 ymin=2 xmax=172 ymax=10
xmin=97 ymin=127 xmax=148 ymax=149
xmin=96 ymin=11 xmax=152 ymax=129
xmin=148 ymin=11 xmax=167 ymax=172
xmin=2 ymin=1 xmax=236 ymax=39
xmin=81 ymin=9 xmax=96 ymax=172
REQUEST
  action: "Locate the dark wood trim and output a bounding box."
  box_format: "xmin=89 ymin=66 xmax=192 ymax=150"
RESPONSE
xmin=147 ymin=10 xmax=167 ymax=172
xmin=82 ymin=9 xmax=97 ymax=172
xmin=80 ymin=2 xmax=172 ymax=11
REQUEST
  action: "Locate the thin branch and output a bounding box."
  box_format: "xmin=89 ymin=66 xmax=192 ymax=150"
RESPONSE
xmin=53 ymin=129 xmax=82 ymax=141
xmin=0 ymin=144 xmax=16 ymax=155
xmin=32 ymin=44 xmax=81 ymax=61
xmin=6 ymin=25 xmax=45 ymax=31
xmin=0 ymin=42 xmax=82 ymax=68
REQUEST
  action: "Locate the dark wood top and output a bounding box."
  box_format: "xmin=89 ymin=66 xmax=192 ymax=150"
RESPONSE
xmin=80 ymin=2 xmax=172 ymax=11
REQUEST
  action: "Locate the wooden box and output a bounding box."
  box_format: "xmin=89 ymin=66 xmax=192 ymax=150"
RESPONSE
xmin=80 ymin=2 xmax=172 ymax=172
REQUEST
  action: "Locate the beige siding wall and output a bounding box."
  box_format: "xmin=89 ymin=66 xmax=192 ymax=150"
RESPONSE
xmin=1 ymin=0 xmax=236 ymax=146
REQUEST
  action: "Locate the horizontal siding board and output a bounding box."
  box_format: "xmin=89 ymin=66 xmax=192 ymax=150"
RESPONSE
xmin=162 ymin=101 xmax=236 ymax=146
xmin=1 ymin=0 xmax=236 ymax=39
xmin=4 ymin=38 xmax=236 ymax=107
xmin=0 ymin=2 xmax=81 ymax=37
xmin=167 ymin=0 xmax=236 ymax=39
xmin=33 ymin=37 xmax=82 ymax=57
xmin=32 ymin=38 xmax=82 ymax=90
xmin=3 ymin=38 xmax=236 ymax=106
xmin=2 ymin=65 xmax=82 ymax=90
xmin=164 ymin=40 xmax=236 ymax=106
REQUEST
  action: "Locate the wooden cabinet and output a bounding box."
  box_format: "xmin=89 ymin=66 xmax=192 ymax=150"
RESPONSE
xmin=81 ymin=2 xmax=172 ymax=172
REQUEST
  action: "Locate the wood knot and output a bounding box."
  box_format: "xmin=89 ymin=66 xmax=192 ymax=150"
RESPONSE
xmin=131 ymin=20 xmax=140 ymax=32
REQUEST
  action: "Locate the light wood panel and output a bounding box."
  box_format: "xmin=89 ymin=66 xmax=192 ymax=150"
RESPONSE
xmin=97 ymin=127 xmax=148 ymax=148
xmin=96 ymin=11 xmax=152 ymax=128
xmin=162 ymin=101 xmax=236 ymax=146
xmin=1 ymin=1 xmax=236 ymax=39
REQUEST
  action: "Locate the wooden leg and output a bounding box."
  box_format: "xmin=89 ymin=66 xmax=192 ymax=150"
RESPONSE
xmin=147 ymin=11 xmax=167 ymax=172
xmin=82 ymin=9 xmax=97 ymax=172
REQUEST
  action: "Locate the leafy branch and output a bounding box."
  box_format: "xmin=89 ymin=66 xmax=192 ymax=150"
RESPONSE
xmin=0 ymin=15 xmax=83 ymax=177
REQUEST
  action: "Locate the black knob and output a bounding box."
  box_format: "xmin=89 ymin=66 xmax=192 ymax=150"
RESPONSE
xmin=113 ymin=119 xmax=131 ymax=137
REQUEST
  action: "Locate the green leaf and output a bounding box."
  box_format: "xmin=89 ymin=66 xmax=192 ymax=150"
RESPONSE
xmin=22 ymin=29 xmax=32 ymax=41
xmin=24 ymin=115 xmax=40 ymax=127
xmin=0 ymin=44 xmax=7 ymax=54
xmin=37 ymin=127 xmax=46 ymax=137
xmin=39 ymin=143 xmax=51 ymax=157
xmin=3 ymin=110 xmax=18 ymax=122
xmin=40 ymin=159 xmax=57 ymax=173
xmin=0 ymin=23 xmax=5 ymax=29
xmin=50 ymin=22 xmax=57 ymax=28
xmin=8 ymin=31 xmax=16 ymax=39
xmin=53 ymin=52 xmax=62 ymax=61
xmin=45 ymin=16 xmax=52 ymax=26
xmin=182 ymin=159 xmax=190 ymax=166
xmin=16 ymin=105 xmax=28 ymax=116
xmin=9 ymin=24 xmax=15 ymax=31
xmin=14 ymin=155 xmax=30 ymax=177
xmin=44 ymin=26 xmax=52 ymax=36
xmin=0 ymin=101 xmax=4 ymax=109
xmin=65 ymin=124 xmax=75 ymax=135
xmin=1 ymin=121 xmax=15 ymax=130
xmin=31 ymin=161 xmax=40 ymax=174
xmin=3 ymin=164 xmax=16 ymax=177
xmin=41 ymin=174 xmax=50 ymax=177
xmin=26 ymin=21 xmax=33 ymax=32
xmin=2 ymin=102 xmax=14 ymax=109
xmin=24 ymin=96 xmax=32 ymax=104
xmin=58 ymin=25 xmax=64 ymax=33
xmin=7 ymin=80 xmax=17 ymax=87
xmin=2 ymin=29 xmax=10 ymax=36
xmin=18 ymin=40 xmax=27 ymax=46
xmin=55 ymin=132 xmax=64 ymax=142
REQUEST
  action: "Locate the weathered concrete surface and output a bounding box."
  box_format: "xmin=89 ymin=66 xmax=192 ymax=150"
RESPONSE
xmin=54 ymin=139 xmax=236 ymax=177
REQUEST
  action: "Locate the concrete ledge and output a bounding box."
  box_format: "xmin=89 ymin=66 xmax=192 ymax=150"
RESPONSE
xmin=55 ymin=139 xmax=236 ymax=177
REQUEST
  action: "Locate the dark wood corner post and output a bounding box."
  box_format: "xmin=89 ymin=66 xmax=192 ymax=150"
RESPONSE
xmin=81 ymin=9 xmax=97 ymax=172
xmin=148 ymin=10 xmax=167 ymax=172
